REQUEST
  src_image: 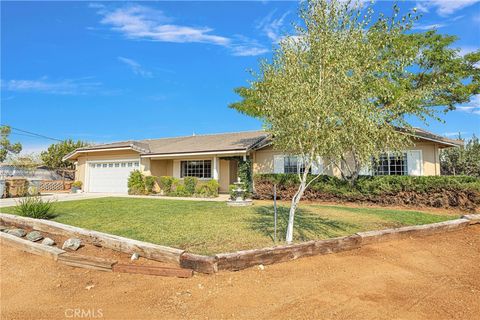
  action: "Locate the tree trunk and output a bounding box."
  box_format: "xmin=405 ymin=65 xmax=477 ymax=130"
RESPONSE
xmin=285 ymin=167 xmax=310 ymax=244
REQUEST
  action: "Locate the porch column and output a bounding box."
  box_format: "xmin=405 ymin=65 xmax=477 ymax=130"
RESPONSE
xmin=213 ymin=156 xmax=219 ymax=180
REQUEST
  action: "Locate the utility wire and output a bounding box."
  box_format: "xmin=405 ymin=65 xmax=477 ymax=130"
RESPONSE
xmin=0 ymin=124 xmax=63 ymax=142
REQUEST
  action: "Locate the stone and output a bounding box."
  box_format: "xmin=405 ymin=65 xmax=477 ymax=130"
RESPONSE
xmin=6 ymin=228 xmax=26 ymax=237
xmin=62 ymin=238 xmax=82 ymax=251
xmin=131 ymin=253 xmax=139 ymax=261
xmin=0 ymin=225 xmax=8 ymax=232
xmin=26 ymin=231 xmax=43 ymax=242
xmin=41 ymin=237 xmax=55 ymax=246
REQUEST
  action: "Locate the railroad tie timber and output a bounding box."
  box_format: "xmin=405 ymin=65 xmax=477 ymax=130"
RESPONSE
xmin=57 ymin=253 xmax=117 ymax=272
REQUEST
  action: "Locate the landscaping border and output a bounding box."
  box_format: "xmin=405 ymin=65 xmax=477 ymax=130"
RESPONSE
xmin=1 ymin=213 xmax=479 ymax=274
xmin=0 ymin=213 xmax=184 ymax=265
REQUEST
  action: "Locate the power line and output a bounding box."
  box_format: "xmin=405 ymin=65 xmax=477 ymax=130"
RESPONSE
xmin=1 ymin=124 xmax=63 ymax=142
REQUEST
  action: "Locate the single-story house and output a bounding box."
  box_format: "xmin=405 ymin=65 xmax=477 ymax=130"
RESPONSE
xmin=63 ymin=128 xmax=462 ymax=194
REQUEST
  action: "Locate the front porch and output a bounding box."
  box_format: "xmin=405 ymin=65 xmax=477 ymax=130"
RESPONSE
xmin=140 ymin=154 xmax=246 ymax=193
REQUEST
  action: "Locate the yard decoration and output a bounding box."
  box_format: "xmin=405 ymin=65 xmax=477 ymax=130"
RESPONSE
xmin=230 ymin=0 xmax=479 ymax=243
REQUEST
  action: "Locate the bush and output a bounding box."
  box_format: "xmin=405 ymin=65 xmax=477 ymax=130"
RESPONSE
xmin=144 ymin=176 xmax=157 ymax=193
xmin=171 ymin=184 xmax=190 ymax=197
xmin=14 ymin=196 xmax=56 ymax=219
xmin=72 ymin=181 xmax=82 ymax=188
xmin=183 ymin=176 xmax=198 ymax=196
xmin=195 ymin=179 xmax=219 ymax=198
xmin=128 ymin=170 xmax=146 ymax=195
xmin=253 ymin=174 xmax=480 ymax=211
xmin=158 ymin=176 xmax=177 ymax=194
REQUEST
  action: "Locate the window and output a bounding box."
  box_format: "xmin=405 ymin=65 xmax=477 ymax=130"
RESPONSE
xmin=114 ymin=163 xmax=120 ymax=167
xmin=134 ymin=162 xmax=139 ymax=167
xmin=102 ymin=163 xmax=107 ymax=168
xmin=373 ymin=153 xmax=407 ymax=176
xmin=121 ymin=163 xmax=126 ymax=167
xmin=108 ymin=163 xmax=113 ymax=168
xmin=127 ymin=162 xmax=132 ymax=167
xmin=284 ymin=156 xmax=311 ymax=174
xmin=181 ymin=160 xmax=212 ymax=178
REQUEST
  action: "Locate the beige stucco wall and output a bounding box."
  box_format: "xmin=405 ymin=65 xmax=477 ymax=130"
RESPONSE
xmin=252 ymin=140 xmax=442 ymax=177
xmin=74 ymin=150 xmax=141 ymax=188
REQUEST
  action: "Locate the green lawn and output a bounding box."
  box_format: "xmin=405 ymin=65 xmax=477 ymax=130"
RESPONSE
xmin=1 ymin=197 xmax=457 ymax=255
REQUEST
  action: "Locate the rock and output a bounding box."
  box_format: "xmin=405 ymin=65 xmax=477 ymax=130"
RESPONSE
xmin=258 ymin=264 xmax=265 ymax=271
xmin=26 ymin=231 xmax=43 ymax=242
xmin=0 ymin=225 xmax=8 ymax=232
xmin=6 ymin=228 xmax=26 ymax=237
xmin=62 ymin=238 xmax=82 ymax=251
xmin=131 ymin=253 xmax=139 ymax=261
xmin=41 ymin=237 xmax=55 ymax=246
xmin=85 ymin=284 xmax=95 ymax=290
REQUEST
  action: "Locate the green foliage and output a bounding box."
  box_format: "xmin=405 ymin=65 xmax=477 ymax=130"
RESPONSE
xmin=0 ymin=125 xmax=22 ymax=162
xmin=158 ymin=176 xmax=178 ymax=194
xmin=255 ymin=174 xmax=480 ymax=196
xmin=195 ymin=179 xmax=220 ymax=198
xmin=40 ymin=139 xmax=89 ymax=169
xmin=238 ymin=159 xmax=253 ymax=192
xmin=72 ymin=181 xmax=83 ymax=188
xmin=144 ymin=176 xmax=157 ymax=193
xmin=183 ymin=176 xmax=198 ymax=195
xmin=171 ymin=184 xmax=189 ymax=197
xmin=441 ymin=135 xmax=480 ymax=178
xmin=14 ymin=196 xmax=55 ymax=219
xmin=128 ymin=170 xmax=146 ymax=195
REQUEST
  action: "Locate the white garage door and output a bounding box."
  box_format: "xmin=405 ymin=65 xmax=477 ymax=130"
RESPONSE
xmin=87 ymin=161 xmax=140 ymax=193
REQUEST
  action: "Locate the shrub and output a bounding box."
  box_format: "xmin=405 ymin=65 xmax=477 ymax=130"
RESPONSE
xmin=14 ymin=196 xmax=56 ymax=219
xmin=195 ymin=179 xmax=219 ymax=198
xmin=128 ymin=170 xmax=146 ymax=195
xmin=183 ymin=176 xmax=198 ymax=196
xmin=72 ymin=181 xmax=82 ymax=188
xmin=171 ymin=184 xmax=190 ymax=197
xmin=144 ymin=176 xmax=157 ymax=193
xmin=253 ymin=174 xmax=480 ymax=211
xmin=158 ymin=176 xmax=177 ymax=194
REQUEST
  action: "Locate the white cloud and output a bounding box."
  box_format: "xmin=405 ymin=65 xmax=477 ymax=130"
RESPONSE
xmin=415 ymin=1 xmax=479 ymax=17
xmin=117 ymin=57 xmax=152 ymax=77
xmin=92 ymin=4 xmax=268 ymax=57
xmin=98 ymin=4 xmax=229 ymax=46
xmin=456 ymin=95 xmax=480 ymax=116
xmin=256 ymin=10 xmax=290 ymax=43
xmin=1 ymin=77 xmax=102 ymax=95
xmin=412 ymin=23 xmax=446 ymax=30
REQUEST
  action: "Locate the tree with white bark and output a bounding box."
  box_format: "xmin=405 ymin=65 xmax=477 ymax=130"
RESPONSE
xmin=235 ymin=0 xmax=479 ymax=243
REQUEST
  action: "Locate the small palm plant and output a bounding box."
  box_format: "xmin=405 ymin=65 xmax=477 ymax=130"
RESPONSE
xmin=14 ymin=196 xmax=56 ymax=219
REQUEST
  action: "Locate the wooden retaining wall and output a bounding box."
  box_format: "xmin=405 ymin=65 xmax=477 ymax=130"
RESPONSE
xmin=1 ymin=213 xmax=479 ymax=274
xmin=0 ymin=213 xmax=184 ymax=265
xmin=0 ymin=231 xmax=65 ymax=261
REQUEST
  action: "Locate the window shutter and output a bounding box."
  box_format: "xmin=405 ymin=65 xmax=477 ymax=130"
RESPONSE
xmin=273 ymin=155 xmax=285 ymax=174
xmin=173 ymin=160 xmax=181 ymax=178
xmin=311 ymin=157 xmax=323 ymax=174
xmin=407 ymin=150 xmax=422 ymax=176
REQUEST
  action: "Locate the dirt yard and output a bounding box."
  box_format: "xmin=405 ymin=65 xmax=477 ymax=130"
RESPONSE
xmin=1 ymin=226 xmax=479 ymax=320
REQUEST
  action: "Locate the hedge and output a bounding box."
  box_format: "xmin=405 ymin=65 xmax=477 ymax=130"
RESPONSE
xmin=253 ymin=174 xmax=480 ymax=211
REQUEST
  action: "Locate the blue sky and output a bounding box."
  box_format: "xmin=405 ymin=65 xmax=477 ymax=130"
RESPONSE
xmin=1 ymin=1 xmax=479 ymax=154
